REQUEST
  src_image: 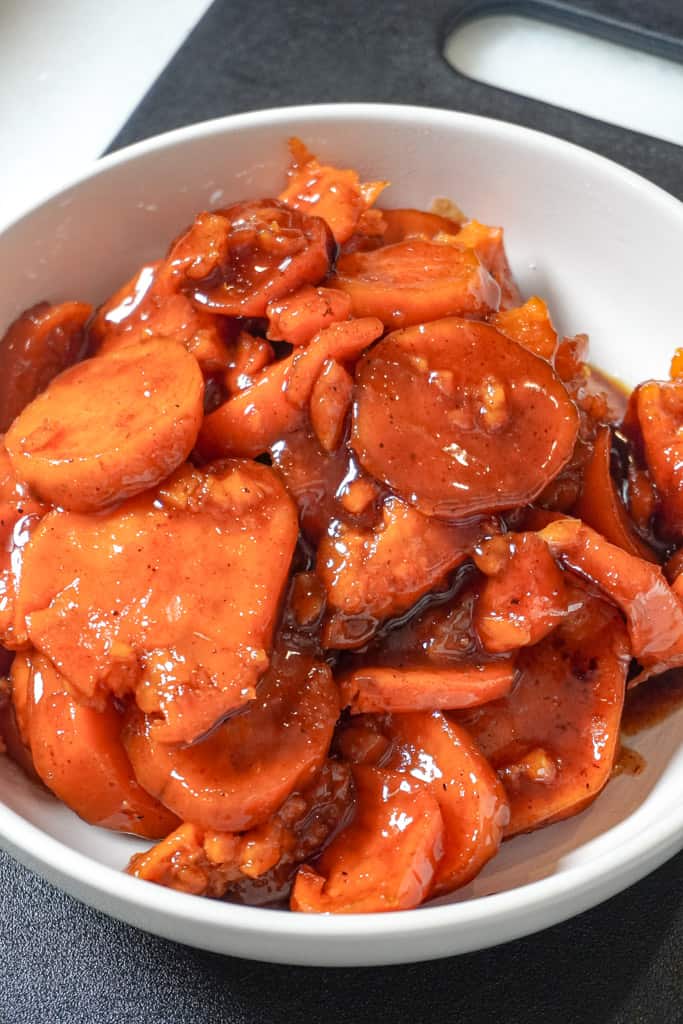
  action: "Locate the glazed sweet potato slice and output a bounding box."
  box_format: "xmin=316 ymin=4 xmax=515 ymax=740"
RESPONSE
xmin=352 ymin=318 xmax=579 ymax=519
xmin=572 ymin=425 xmax=656 ymax=560
xmin=491 ymin=296 xmax=558 ymax=363
xmin=636 ymin=380 xmax=683 ymax=537
xmin=164 ymin=200 xmax=333 ymax=317
xmin=0 ymin=301 xmax=92 ymax=431
xmin=318 ymin=496 xmax=487 ymax=648
xmin=279 ymin=139 xmax=387 ymax=245
xmin=381 ymin=712 xmax=508 ymax=894
xmin=330 ymin=240 xmax=500 ymax=329
xmin=14 ymin=461 xmax=298 ymax=743
xmin=380 ymin=208 xmax=462 ymax=244
xmin=266 ymin=286 xmax=352 ymax=346
xmin=5 ymin=340 xmax=204 ymax=513
xmin=457 ymin=592 xmax=629 ymax=835
xmin=128 ymin=760 xmax=353 ymax=903
xmin=199 ymin=317 xmax=382 ymax=459
xmin=309 ymin=359 xmax=354 ymax=453
xmin=21 ymin=652 xmax=178 ymax=838
xmin=0 ymin=443 xmax=46 ymax=647
xmin=339 ymin=662 xmax=514 ymax=714
xmin=291 ymin=765 xmax=444 ymax=913
xmin=89 ymin=262 xmax=163 ymax=347
xmin=125 ymin=649 xmax=339 ymax=832
xmin=538 ymin=517 xmax=683 ymax=676
xmin=450 ymin=220 xmax=521 ymax=309
xmin=473 ymin=532 xmax=571 ymax=653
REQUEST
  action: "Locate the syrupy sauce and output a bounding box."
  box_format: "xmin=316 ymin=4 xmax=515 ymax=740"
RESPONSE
xmin=622 ymin=668 xmax=683 ymax=736
xmin=612 ymin=742 xmax=646 ymax=778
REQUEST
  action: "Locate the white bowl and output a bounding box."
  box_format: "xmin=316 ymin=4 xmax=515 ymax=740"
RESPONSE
xmin=1 ymin=104 xmax=682 ymax=967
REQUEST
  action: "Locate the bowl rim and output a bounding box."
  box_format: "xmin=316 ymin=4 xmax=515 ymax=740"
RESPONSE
xmin=1 ymin=101 xmax=682 ymax=951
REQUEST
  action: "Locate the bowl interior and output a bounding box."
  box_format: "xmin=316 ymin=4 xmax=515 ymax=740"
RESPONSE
xmin=0 ymin=105 xmax=682 ymax=956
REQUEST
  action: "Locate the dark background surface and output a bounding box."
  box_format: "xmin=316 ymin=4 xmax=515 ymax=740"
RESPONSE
xmin=2 ymin=1 xmax=682 ymax=1021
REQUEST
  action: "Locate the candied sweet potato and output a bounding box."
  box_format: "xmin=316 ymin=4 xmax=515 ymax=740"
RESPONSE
xmin=125 ymin=648 xmax=339 ymax=832
xmin=14 ymin=461 xmax=298 ymax=743
xmin=473 ymin=532 xmax=571 ymax=652
xmin=165 ymin=200 xmax=333 ymax=317
xmin=636 ymin=380 xmax=683 ymax=537
xmin=492 ymin=296 xmax=558 ymax=363
xmin=309 ymin=359 xmax=354 ymax=453
xmin=291 ymin=765 xmax=443 ymax=913
xmin=380 ymin=208 xmax=462 ymax=244
xmin=450 ymin=220 xmax=521 ymax=308
xmin=330 ymin=240 xmax=500 ymax=329
xmin=280 ymin=139 xmax=387 ymax=245
xmin=572 ymin=425 xmax=656 ymax=560
xmin=199 ymin=317 xmax=382 ymax=459
xmin=5 ymin=340 xmax=204 ymax=513
xmin=22 ymin=652 xmax=178 ymax=837
xmin=0 ymin=301 xmax=92 ymax=431
xmin=266 ymin=286 xmax=352 ymax=346
xmin=0 ymin=443 xmax=46 ymax=647
xmin=318 ymin=496 xmax=487 ymax=648
xmin=352 ymin=317 xmax=579 ymax=519
xmin=458 ymin=592 xmax=629 ymax=835
xmin=339 ymin=661 xmax=514 ymax=714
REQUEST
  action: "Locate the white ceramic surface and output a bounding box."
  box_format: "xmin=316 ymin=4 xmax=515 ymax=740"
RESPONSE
xmin=0 ymin=104 xmax=682 ymax=967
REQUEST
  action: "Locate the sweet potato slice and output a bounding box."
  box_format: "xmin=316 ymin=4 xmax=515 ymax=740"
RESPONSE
xmin=636 ymin=380 xmax=683 ymax=537
xmin=538 ymin=517 xmax=683 ymax=676
xmin=5 ymin=339 xmax=204 ymax=513
xmin=266 ymin=286 xmax=352 ymax=346
xmin=165 ymin=201 xmax=333 ymax=317
xmin=572 ymin=425 xmax=656 ymax=560
xmin=14 ymin=461 xmax=298 ymax=743
xmin=318 ymin=496 xmax=487 ymax=648
xmin=22 ymin=652 xmax=178 ymax=837
xmin=339 ymin=662 xmax=514 ymax=714
xmin=473 ymin=532 xmax=571 ymax=653
xmin=224 ymin=331 xmax=274 ymax=395
xmin=0 ymin=301 xmax=92 ymax=431
xmin=450 ymin=220 xmax=521 ymax=309
xmin=380 ymin=208 xmax=462 ymax=244
xmin=352 ymin=317 xmax=579 ymax=519
xmin=309 ymin=359 xmax=354 ymax=453
xmin=457 ymin=592 xmax=629 ymax=835
xmin=89 ymin=262 xmax=164 ymax=347
xmin=380 ymin=712 xmax=508 ymax=894
xmin=291 ymin=765 xmax=443 ymax=913
xmin=199 ymin=317 xmax=382 ymax=459
xmin=128 ymin=760 xmax=353 ymax=904
xmin=330 ymin=240 xmax=500 ymax=329
xmin=125 ymin=648 xmax=339 ymax=832
xmin=492 ymin=296 xmax=558 ymax=363
xmin=279 ymin=140 xmax=387 ymax=245
xmin=0 ymin=443 xmax=46 ymax=647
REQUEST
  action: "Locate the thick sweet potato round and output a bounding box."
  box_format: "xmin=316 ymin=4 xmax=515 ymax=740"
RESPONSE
xmin=352 ymin=317 xmax=579 ymax=519
xmin=5 ymin=339 xmax=204 ymax=512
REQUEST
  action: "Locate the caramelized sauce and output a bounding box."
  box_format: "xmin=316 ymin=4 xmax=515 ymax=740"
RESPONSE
xmin=612 ymin=742 xmax=646 ymax=778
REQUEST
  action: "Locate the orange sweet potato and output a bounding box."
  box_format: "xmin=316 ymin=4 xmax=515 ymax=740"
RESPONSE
xmin=572 ymin=425 xmax=656 ymax=560
xmin=0 ymin=301 xmax=92 ymax=431
xmin=636 ymin=380 xmax=683 ymax=537
xmin=380 ymin=208 xmax=462 ymax=244
xmin=89 ymin=262 xmax=164 ymax=347
xmin=330 ymin=240 xmax=500 ymax=328
xmin=5 ymin=339 xmax=204 ymax=513
xmin=538 ymin=517 xmax=683 ymax=677
xmin=0 ymin=443 xmax=46 ymax=648
xmin=318 ymin=496 xmax=487 ymax=648
xmin=21 ymin=652 xmax=178 ymax=837
xmin=451 ymin=220 xmax=521 ymax=308
xmin=291 ymin=765 xmax=443 ymax=913
xmin=279 ymin=139 xmax=387 ymax=245
xmin=457 ymin=591 xmax=629 ymax=835
xmin=352 ymin=318 xmax=579 ymax=519
xmin=199 ymin=317 xmax=382 ymax=459
xmin=14 ymin=461 xmax=298 ymax=743
xmin=164 ymin=201 xmax=333 ymax=317
xmin=125 ymin=648 xmax=339 ymax=832
xmin=223 ymin=331 xmax=274 ymax=395
xmin=339 ymin=661 xmax=514 ymax=714
xmin=266 ymin=286 xmax=352 ymax=346
xmin=491 ymin=296 xmax=558 ymax=362
xmin=473 ymin=532 xmax=571 ymax=652
xmin=309 ymin=359 xmax=354 ymax=453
